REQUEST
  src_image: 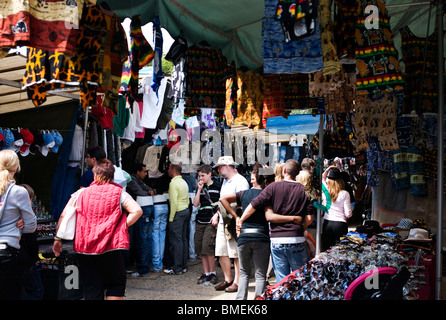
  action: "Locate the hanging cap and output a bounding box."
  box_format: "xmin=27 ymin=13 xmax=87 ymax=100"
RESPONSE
xmin=19 ymin=129 xmax=34 ymax=156
xmin=39 ymin=132 xmax=55 ymax=156
xmin=51 ymin=130 xmax=63 ymax=153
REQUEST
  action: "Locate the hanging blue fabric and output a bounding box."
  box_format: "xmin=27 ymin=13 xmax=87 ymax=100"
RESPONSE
xmin=152 ymin=15 xmax=164 ymax=98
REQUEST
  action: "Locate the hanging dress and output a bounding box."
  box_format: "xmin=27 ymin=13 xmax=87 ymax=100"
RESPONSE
xmin=400 ymin=26 xmax=443 ymax=114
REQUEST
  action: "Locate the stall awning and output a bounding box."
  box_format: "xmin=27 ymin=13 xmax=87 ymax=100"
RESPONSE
xmin=265 ymin=114 xmax=321 ymax=135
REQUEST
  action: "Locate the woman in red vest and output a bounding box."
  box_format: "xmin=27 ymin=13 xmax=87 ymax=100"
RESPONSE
xmin=53 ymin=159 xmax=142 ymax=300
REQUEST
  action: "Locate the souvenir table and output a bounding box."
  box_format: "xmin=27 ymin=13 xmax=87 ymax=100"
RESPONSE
xmin=258 ymin=230 xmax=434 ymax=300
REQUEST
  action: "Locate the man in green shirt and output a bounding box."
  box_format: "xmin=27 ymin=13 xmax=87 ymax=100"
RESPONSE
xmin=164 ymin=162 xmax=190 ymax=275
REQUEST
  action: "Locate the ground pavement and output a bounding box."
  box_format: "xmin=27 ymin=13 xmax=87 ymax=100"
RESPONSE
xmin=124 ymin=258 xmax=277 ymax=300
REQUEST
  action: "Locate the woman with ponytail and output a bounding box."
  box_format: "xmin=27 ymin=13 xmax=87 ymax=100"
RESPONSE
xmin=0 ymin=150 xmax=37 ymax=299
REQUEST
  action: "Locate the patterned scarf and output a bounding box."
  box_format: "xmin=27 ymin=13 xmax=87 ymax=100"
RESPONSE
xmin=128 ymin=15 xmax=154 ymax=104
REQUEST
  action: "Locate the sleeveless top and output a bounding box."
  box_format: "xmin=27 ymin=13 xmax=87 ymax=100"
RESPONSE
xmin=75 ymin=182 xmax=129 ymax=254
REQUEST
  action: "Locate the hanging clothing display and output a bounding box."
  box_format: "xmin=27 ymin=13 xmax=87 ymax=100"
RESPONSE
xmin=274 ymin=0 xmax=318 ymax=42
xmin=112 ymin=95 xmax=130 ymax=137
xmin=308 ymin=69 xmax=356 ymax=114
xmin=280 ymin=73 xmax=314 ymax=109
xmin=156 ymin=80 xmax=175 ymax=130
xmin=140 ymin=77 xmax=168 ymax=129
xmin=168 ymin=58 xmax=186 ymax=105
xmin=22 ymin=4 xmax=108 ymax=108
xmin=400 ymin=26 xmax=443 ymax=115
xmin=354 ymin=0 xmax=404 ymax=98
xmin=354 ymin=94 xmax=399 ymax=152
xmin=319 ymin=0 xmax=341 ymax=75
xmin=91 ymin=95 xmax=115 ymax=130
xmin=165 ymin=34 xmax=188 ymax=66
xmin=98 ymin=5 xmax=129 ymax=99
xmin=142 ymin=145 xmax=164 ymax=178
xmin=422 ymin=146 xmax=446 ymax=193
xmin=262 ymin=75 xmax=285 ymax=128
xmin=224 ymin=75 xmax=236 ymax=127
xmin=201 ymin=109 xmax=217 ymax=131
xmin=122 ymin=100 xmax=143 ymax=142
xmin=68 ymin=124 xmax=84 ymax=167
xmin=151 ymin=15 xmax=164 ymax=97
xmin=121 ymin=15 xmax=154 ymax=105
xmin=421 ymin=112 xmax=446 ymax=149
xmin=323 ymin=114 xmax=354 ymax=159
xmin=333 ymin=0 xmax=359 ymax=64
xmin=0 ymin=0 xmax=95 ymax=55
xmin=366 ymin=136 xmax=393 ymax=187
xmin=233 ymin=69 xmax=264 ymax=130
xmin=185 ymin=42 xmax=233 ymax=109
xmin=171 ymin=99 xmax=186 ymax=126
xmin=263 ymin=0 xmax=323 ymax=74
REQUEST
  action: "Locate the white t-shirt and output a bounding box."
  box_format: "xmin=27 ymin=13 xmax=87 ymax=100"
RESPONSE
xmin=219 ymin=173 xmax=249 ymax=225
xmin=220 ymin=173 xmax=250 ymax=197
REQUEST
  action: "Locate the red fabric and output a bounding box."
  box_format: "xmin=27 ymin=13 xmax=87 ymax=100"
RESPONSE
xmin=0 ymin=3 xmax=80 ymax=54
xmin=74 ymin=182 xmax=129 ymax=254
xmin=91 ymin=96 xmax=115 ymax=129
xmin=262 ymin=75 xmax=284 ymax=128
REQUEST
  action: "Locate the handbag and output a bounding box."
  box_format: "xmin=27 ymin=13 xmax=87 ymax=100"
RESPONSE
xmin=56 ymin=189 xmax=84 ymax=240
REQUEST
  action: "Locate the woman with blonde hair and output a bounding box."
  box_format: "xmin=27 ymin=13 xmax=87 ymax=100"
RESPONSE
xmin=0 ymin=150 xmax=37 ymax=299
xmin=274 ymin=162 xmax=284 ymax=181
xmin=53 ymin=158 xmax=142 ymax=300
xmin=321 ymin=166 xmax=353 ymax=251
xmin=296 ymin=157 xmax=319 ymax=201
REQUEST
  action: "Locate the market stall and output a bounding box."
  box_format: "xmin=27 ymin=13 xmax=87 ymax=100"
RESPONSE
xmin=0 ymin=0 xmax=445 ymax=300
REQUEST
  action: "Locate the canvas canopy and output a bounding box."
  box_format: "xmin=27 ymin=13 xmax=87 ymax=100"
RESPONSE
xmin=102 ymin=0 xmax=446 ymax=71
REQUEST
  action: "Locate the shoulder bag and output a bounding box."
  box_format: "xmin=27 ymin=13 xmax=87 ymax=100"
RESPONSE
xmin=56 ymin=189 xmax=84 ymax=240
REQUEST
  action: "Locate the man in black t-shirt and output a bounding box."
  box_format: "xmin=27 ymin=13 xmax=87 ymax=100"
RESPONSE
xmin=192 ymin=164 xmax=221 ymax=286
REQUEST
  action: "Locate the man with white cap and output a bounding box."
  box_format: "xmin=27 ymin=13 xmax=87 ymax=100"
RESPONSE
xmin=213 ymin=156 xmax=249 ymax=293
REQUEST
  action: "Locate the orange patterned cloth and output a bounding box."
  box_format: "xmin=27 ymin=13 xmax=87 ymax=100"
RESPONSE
xmin=0 ymin=0 xmax=96 ymax=55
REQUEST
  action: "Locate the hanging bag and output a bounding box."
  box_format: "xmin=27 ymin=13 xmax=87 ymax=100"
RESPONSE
xmin=56 ymin=189 xmax=84 ymax=240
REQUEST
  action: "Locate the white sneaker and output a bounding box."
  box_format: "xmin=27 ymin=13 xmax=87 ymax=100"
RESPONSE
xmin=164 ymin=268 xmax=182 ymax=275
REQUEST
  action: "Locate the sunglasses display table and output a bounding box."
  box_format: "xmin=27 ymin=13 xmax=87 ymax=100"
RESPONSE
xmin=258 ymin=231 xmax=434 ymax=300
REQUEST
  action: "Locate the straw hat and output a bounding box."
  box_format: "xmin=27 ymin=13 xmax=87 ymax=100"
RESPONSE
xmin=404 ymin=228 xmax=432 ymax=242
xmin=213 ymin=156 xmax=239 ymax=168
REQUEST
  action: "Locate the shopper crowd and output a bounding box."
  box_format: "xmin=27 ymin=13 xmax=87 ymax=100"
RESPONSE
xmin=0 ymin=145 xmax=357 ymax=300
